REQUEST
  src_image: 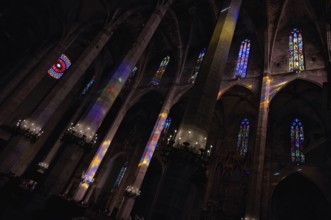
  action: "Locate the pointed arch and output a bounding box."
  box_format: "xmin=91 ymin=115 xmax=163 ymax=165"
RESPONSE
xmin=151 ymin=56 xmax=170 ymax=86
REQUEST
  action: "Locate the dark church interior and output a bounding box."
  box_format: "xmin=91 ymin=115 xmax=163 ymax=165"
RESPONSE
xmin=1 ymin=0 xmax=331 ymax=219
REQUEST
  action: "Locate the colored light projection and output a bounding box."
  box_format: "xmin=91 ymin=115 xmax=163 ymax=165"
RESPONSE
xmin=48 ymin=54 xmax=71 ymax=79
xmin=138 ymin=112 xmax=168 ymax=167
xmin=290 ymin=118 xmax=305 ymax=164
xmin=259 ymin=75 xmax=271 ymax=109
xmin=190 ymin=48 xmax=206 ymax=83
xmin=80 ymin=139 xmax=111 ymax=189
xmin=235 ymin=39 xmax=250 ymax=78
xmin=113 ymin=161 xmax=128 ymax=188
xmin=289 ymin=28 xmax=304 ymax=72
xmin=237 ymin=118 xmax=250 ymax=157
xmin=151 ymin=56 xmax=170 ymax=86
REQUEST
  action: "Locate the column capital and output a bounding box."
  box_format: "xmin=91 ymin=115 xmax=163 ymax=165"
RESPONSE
xmin=124 ymin=185 xmax=141 ymax=198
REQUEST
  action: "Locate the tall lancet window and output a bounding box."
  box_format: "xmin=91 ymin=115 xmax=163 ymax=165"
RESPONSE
xmin=237 ymin=118 xmax=250 ymax=157
xmin=290 ymin=118 xmax=305 ymax=165
xmin=235 ymin=39 xmax=250 ymax=78
xmin=113 ymin=161 xmax=128 ymax=189
xmin=189 ymin=48 xmax=206 ymax=83
xmin=151 ymin=56 xmax=170 ymax=86
xmin=289 ymin=28 xmax=304 ymax=72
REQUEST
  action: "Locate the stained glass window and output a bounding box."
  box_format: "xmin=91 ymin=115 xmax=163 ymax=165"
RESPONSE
xmin=81 ymin=76 xmax=95 ymax=95
xmin=129 ymin=66 xmax=138 ymax=81
xmin=48 ymin=54 xmax=71 ymax=79
xmin=237 ymin=118 xmax=250 ymax=157
xmin=113 ymin=161 xmax=128 ymax=188
xmin=151 ymin=56 xmax=170 ymax=86
xmin=189 ymin=48 xmax=206 ymax=83
xmin=159 ymin=117 xmax=172 ymax=145
xmin=163 ymin=117 xmax=172 ymax=137
xmin=290 ymin=118 xmax=305 ymax=164
xmin=124 ymin=66 xmax=138 ymax=87
xmin=289 ymin=28 xmax=304 ymax=72
xmin=235 ymin=39 xmax=250 ymax=78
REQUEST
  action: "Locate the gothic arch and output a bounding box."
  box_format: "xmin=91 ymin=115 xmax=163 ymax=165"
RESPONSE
xmin=265 ymin=79 xmax=329 ymax=219
xmin=270 ymin=173 xmax=330 ymax=220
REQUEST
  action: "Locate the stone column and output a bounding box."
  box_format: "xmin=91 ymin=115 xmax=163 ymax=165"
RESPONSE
xmin=0 ymin=43 xmax=53 ymax=104
xmin=0 ymin=94 xmax=74 ymax=175
xmin=0 ymin=20 xmax=119 ymax=175
xmin=70 ymin=0 xmax=174 ymax=138
xmin=244 ymin=74 xmax=271 ymax=220
xmin=117 ymin=84 xmax=178 ymax=220
xmin=41 ymin=2 xmax=174 ymax=195
xmin=174 ymin=0 xmax=242 ymax=150
xmin=0 ymin=25 xmax=80 ymax=125
xmin=73 ymin=84 xmax=137 ymax=201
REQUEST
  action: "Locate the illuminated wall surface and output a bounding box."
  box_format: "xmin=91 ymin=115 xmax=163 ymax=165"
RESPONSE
xmin=48 ymin=54 xmax=71 ymax=79
xmin=237 ymin=118 xmax=250 ymax=156
xmin=289 ymin=28 xmax=304 ymax=72
xmin=138 ymin=113 xmax=168 ymax=167
xmin=290 ymin=118 xmax=305 ymax=164
xmin=235 ymin=39 xmax=250 ymax=78
xmin=151 ymin=56 xmax=170 ymax=86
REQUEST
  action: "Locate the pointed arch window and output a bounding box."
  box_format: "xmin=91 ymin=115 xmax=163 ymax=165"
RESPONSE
xmin=189 ymin=48 xmax=206 ymax=83
xmin=48 ymin=54 xmax=71 ymax=79
xmin=237 ymin=118 xmax=250 ymax=157
xmin=151 ymin=56 xmax=170 ymax=86
xmin=290 ymin=118 xmax=305 ymax=164
xmin=81 ymin=76 xmax=95 ymax=95
xmin=235 ymin=39 xmax=250 ymax=78
xmin=123 ymin=66 xmax=138 ymax=89
xmin=159 ymin=117 xmax=172 ymax=145
xmin=113 ymin=161 xmax=128 ymax=188
xmin=289 ymin=28 xmax=304 ymax=72
xmin=163 ymin=117 xmax=172 ymax=135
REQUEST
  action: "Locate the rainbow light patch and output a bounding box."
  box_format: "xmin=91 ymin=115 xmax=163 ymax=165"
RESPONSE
xmin=138 ymin=112 xmax=168 ymax=167
xmin=81 ymin=139 xmax=111 ymax=185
